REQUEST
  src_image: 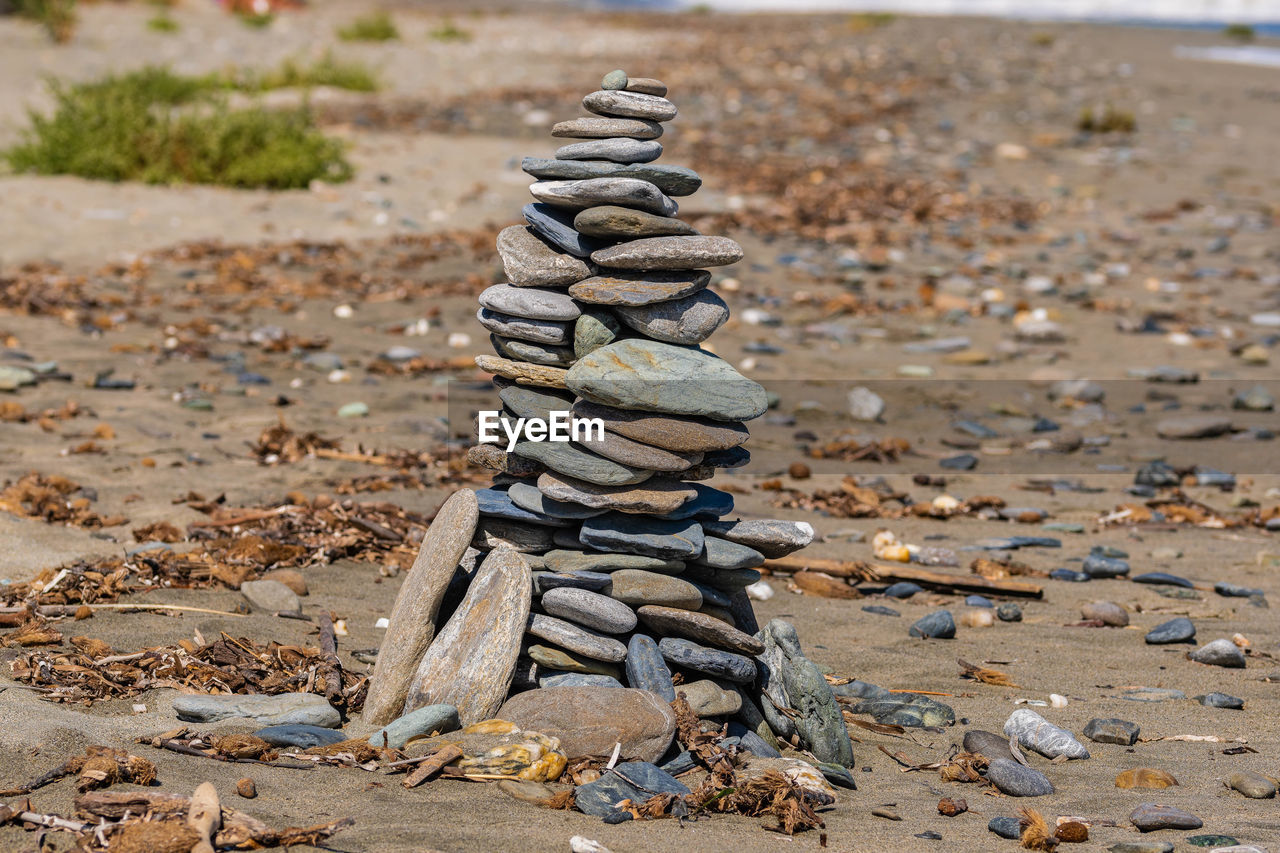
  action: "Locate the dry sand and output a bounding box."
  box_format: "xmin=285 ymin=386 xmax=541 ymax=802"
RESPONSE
xmin=2 ymin=3 xmax=1280 ymax=851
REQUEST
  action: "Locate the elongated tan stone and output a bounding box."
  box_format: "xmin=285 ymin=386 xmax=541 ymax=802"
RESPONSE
xmin=475 ymin=354 xmax=568 ymax=389
xmin=363 ymin=490 xmax=479 ymax=727
xmin=403 ymin=548 xmax=532 ymax=725
xmin=537 ymin=471 xmax=697 ymax=514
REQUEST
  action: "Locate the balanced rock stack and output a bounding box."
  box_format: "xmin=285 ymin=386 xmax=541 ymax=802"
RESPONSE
xmin=363 ymin=71 xmax=851 ymax=784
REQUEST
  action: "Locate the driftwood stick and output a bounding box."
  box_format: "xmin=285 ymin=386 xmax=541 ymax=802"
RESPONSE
xmin=402 ymin=744 xmax=462 ymax=788
xmin=316 ymin=611 xmax=343 ymax=704
xmin=0 ymin=604 xmax=247 ymax=619
xmin=764 ymin=558 xmax=1044 ymax=599
xmin=151 ymin=739 xmax=315 ymax=770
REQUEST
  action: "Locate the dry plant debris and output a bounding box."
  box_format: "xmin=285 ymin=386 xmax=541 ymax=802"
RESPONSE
xmin=0 ymin=472 xmax=127 ymax=528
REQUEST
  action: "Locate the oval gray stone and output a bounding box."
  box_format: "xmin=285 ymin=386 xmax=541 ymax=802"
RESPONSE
xmin=592 ymin=235 xmax=744 ymax=270
xmin=477 ymin=308 xmax=570 ymax=345
xmin=679 ymin=679 xmax=741 ymax=717
xmin=498 ymin=687 xmax=676 ymax=763
xmin=490 ymin=335 xmax=574 ymax=367
xmin=173 ymin=693 xmax=341 ymax=728
xmin=498 ymin=383 xmax=575 ymax=421
xmin=582 ymin=89 xmax=677 ymax=122
xmin=541 ymin=586 xmax=638 ymax=634
xmin=701 ymin=519 xmax=814 ymax=559
xmin=496 ymin=224 xmax=594 ymax=287
xmin=574 ymin=206 xmax=697 ymax=240
xmin=963 ymin=729 xmax=1015 ymax=762
xmin=403 ymin=548 xmax=531 ymax=725
xmin=614 ymin=289 xmax=729 ymax=345
xmin=527 ymin=613 xmax=627 ymax=662
xmin=985 ymin=758 xmax=1054 ymax=796
xmin=363 ymin=489 xmax=478 ymax=727
xmin=537 ymin=471 xmax=697 ymax=514
xmin=1082 ymin=600 xmax=1129 ymax=627
xmin=556 ymin=137 xmax=661 ymax=163
xmin=479 ymin=283 xmax=581 ymax=321
xmin=659 ymin=637 xmax=757 ymax=683
xmin=530 ymin=178 xmax=678 ymax=217
xmin=1004 ymin=708 xmax=1089 ymax=760
xmin=567 ymin=340 xmax=768 ymax=422
xmin=1145 ymin=616 xmax=1196 ymax=644
xmin=1188 ymin=638 xmax=1246 ymax=667
xmin=521 ymin=158 xmax=702 ymax=197
xmin=367 ymin=704 xmax=461 ymax=750
xmin=512 ymin=440 xmax=652 ymax=486
xmin=542 ymin=549 xmax=684 ymax=575
xmin=1083 ymin=717 xmax=1140 ymax=745
xmin=1155 ymin=414 xmax=1233 ymax=439
xmin=609 ymin=569 xmax=703 ymax=609
xmin=626 ymin=633 xmax=675 ymax=700
xmin=552 ymin=117 xmax=663 ymax=140
xmin=1129 ymin=803 xmax=1202 ymax=831
xmin=636 ymin=604 xmax=764 ymax=654
xmin=569 ymin=269 xmax=710 ymax=306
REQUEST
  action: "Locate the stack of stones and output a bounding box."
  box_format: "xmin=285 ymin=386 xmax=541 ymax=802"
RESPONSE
xmin=363 ymin=71 xmax=852 ymax=779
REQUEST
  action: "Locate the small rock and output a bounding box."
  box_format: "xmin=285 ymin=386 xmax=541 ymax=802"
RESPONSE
xmin=1115 ymin=768 xmax=1178 ymax=789
xmin=847 ymin=386 xmax=885 ymax=421
xmin=909 ymin=610 xmax=956 ymax=639
xmin=1189 ymin=638 xmax=1246 ymax=668
xmin=1082 ymin=601 xmax=1129 ymax=626
xmin=678 ymin=680 xmax=742 ymax=717
xmin=963 ymin=729 xmax=1015 ymax=762
xmin=1108 ymin=843 xmax=1174 ymax=853
xmin=253 ymin=724 xmax=347 ymax=749
xmin=1128 ymin=802 xmax=1202 ymax=832
xmin=1145 ymin=617 xmax=1196 ymax=644
xmin=173 ymin=693 xmax=340 ymax=728
xmin=574 ymin=762 xmax=689 ymax=818
xmin=985 ymin=758 xmax=1054 ymax=796
xmin=498 ymin=686 xmax=676 ymax=763
xmin=1084 ymin=717 xmax=1140 ymax=745
xmin=239 ymin=580 xmax=301 ymax=615
xmin=368 ymin=704 xmax=461 ymax=749
xmin=989 ymin=816 xmax=1022 ymax=839
xmin=1004 ymin=708 xmax=1089 ymax=759
xmin=1228 ymin=770 xmax=1276 ymax=799
xmin=236 ymin=778 xmax=256 ymax=798
xmin=1196 ymin=692 xmax=1244 ymax=709
xmin=996 ymin=603 xmax=1023 ymax=622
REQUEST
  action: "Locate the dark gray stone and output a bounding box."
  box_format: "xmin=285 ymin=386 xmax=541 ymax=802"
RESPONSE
xmin=963 ymin=729 xmax=1015 ymax=762
xmin=1128 ymin=803 xmax=1202 ymax=831
xmin=693 ymin=536 xmax=763 ymax=570
xmin=574 ymin=762 xmax=689 ymax=818
xmin=909 ymin=610 xmax=956 ymax=639
xmin=1083 ymin=553 xmax=1130 ymax=578
xmin=254 ymin=724 xmax=347 ymax=749
xmin=626 ymin=633 xmax=676 ymax=701
xmin=1196 ymin=691 xmax=1244 ymax=709
xmin=1145 ymin=616 xmax=1196 ymax=644
xmin=985 ymin=758 xmax=1054 ymax=796
xmin=850 ymin=694 xmax=955 ymax=728
xmin=700 ymin=519 xmax=814 ymax=558
xmin=1084 ymin=717 xmax=1140 ymax=745
xmin=659 ymin=637 xmax=757 ymax=683
xmin=579 ymin=513 xmax=704 ymax=560
xmin=521 ymin=158 xmax=703 ymax=197
xmin=524 ymin=203 xmax=607 ymax=258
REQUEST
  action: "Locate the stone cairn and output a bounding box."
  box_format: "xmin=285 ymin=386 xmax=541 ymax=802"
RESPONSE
xmin=360 ymin=71 xmax=854 ymax=802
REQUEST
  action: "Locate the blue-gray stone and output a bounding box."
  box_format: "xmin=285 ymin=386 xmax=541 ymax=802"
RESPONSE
xmin=1128 ymin=802 xmax=1202 ymax=832
xmin=1215 ymin=581 xmax=1263 ymax=598
xmin=476 ymin=488 xmax=573 ymax=527
xmin=985 ymin=758 xmax=1055 ymax=796
xmin=498 ymin=384 xmax=575 ymax=421
xmin=626 ymin=634 xmax=675 ymax=701
xmin=660 ymin=484 xmax=734 ymax=520
xmin=513 ymin=441 xmax=651 ymax=487
xmin=566 ymin=339 xmax=768 ymax=422
xmin=1196 ymin=691 xmax=1243 ymax=709
xmin=692 ymin=536 xmax=763 ymax=570
xmin=658 ymin=750 xmax=697 ymax=775
xmin=940 ymin=453 xmax=978 ymax=470
xmin=539 ymin=673 xmax=624 ymax=689
xmin=909 ymin=610 xmax=956 ymax=639
xmin=254 ymin=724 xmax=347 ymax=749
xmin=1132 ymin=571 xmax=1192 ymax=587
xmin=997 ymin=603 xmax=1023 ymax=622
xmin=1145 ymin=616 xmax=1196 ymax=644
xmin=1083 ymin=553 xmax=1130 ymax=578
xmin=1121 ymin=687 xmax=1186 ymax=702
xmin=819 ymin=762 xmax=857 ymax=789
xmin=989 ymin=816 xmax=1022 ymax=839
xmin=575 ymin=762 xmax=690 ymax=818
xmin=965 ymin=595 xmax=994 ymax=608
xmin=851 ymin=694 xmax=955 ymax=728
xmin=831 ymin=681 xmax=890 ymax=701
xmin=1051 ymin=568 xmax=1091 ymax=582
xmin=367 ymin=704 xmax=461 ymax=749
xmin=862 ymin=605 xmax=900 ymax=617
xmin=738 ymin=730 xmax=782 ymax=758
xmin=1083 ymin=717 xmax=1139 ymax=745
xmin=755 ymin=618 xmax=855 ymax=767
xmin=883 ymin=582 xmax=922 ymax=598
xmin=522 ymin=158 xmax=703 ymax=197
xmin=172 ymin=693 xmax=341 ymax=728
xmin=679 ymin=564 xmax=760 ymax=590
xmin=659 ymin=637 xmax=756 ymax=683
xmin=535 ymin=570 xmax=613 ymax=594
xmin=580 ymin=513 xmax=704 ymax=560
xmin=524 ymin=203 xmax=606 ymax=257
xmin=508 ymin=482 xmax=608 ymax=521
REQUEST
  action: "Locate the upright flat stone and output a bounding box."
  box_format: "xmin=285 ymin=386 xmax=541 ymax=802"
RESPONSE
xmin=530 ymin=179 xmax=678 ymax=217
xmin=580 ymin=513 xmax=704 ymax=559
xmin=364 ymin=490 xmax=479 ymax=727
xmin=522 ymin=158 xmax=702 ymax=197
xmin=756 ymin=618 xmax=855 ymax=767
xmin=524 ymin=203 xmax=607 ymax=258
xmin=701 ymin=519 xmax=815 ymax=558
xmin=693 ymin=536 xmax=764 ymax=570
xmin=556 ymin=138 xmax=662 ymax=163
xmin=582 ymin=90 xmax=678 ymax=122
xmin=513 ymin=440 xmax=652 ymax=486
xmin=637 ymin=604 xmax=764 ymax=654
xmin=614 ymin=290 xmax=729 ymax=345
xmin=477 ymin=308 xmax=570 ymax=345
xmin=577 ymin=428 xmax=704 ymax=472
xmin=551 ymin=117 xmax=663 ymax=140
xmin=626 ymin=633 xmax=676 ymax=701
xmin=566 ymin=340 xmax=768 ymax=422
xmin=573 ymin=400 xmax=749 ymax=451
xmin=569 ymin=269 xmax=709 ymax=307
xmin=574 ymin=206 xmax=697 ymax=240
xmin=496 ymin=225 xmax=594 ymax=287
xmin=479 ymin=284 xmax=581 ymax=321
xmin=537 ymin=472 xmax=697 ymax=514
xmin=402 ymin=548 xmax=531 ymax=725
xmin=592 ymin=236 xmax=744 ymax=270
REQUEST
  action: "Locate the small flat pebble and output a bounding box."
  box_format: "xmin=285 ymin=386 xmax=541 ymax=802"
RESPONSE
xmin=591 ymin=235 xmax=744 ymax=270
xmin=1145 ymin=617 xmax=1196 ymax=644
xmin=1196 ymin=691 xmax=1244 ymax=709
xmin=985 ymin=758 xmax=1054 ymax=796
xmin=658 ymin=637 xmax=757 ymax=683
xmin=1128 ymin=802 xmax=1202 ymax=832
xmin=575 ymin=205 xmax=696 ymax=239
xmin=989 ymin=816 xmax=1022 ymax=839
xmin=1084 ymin=717 xmax=1140 ymax=745
xmin=552 ymin=116 xmax=663 ymax=140
xmin=678 ymin=679 xmax=742 ymax=716
xmin=1228 ymin=770 xmax=1277 ymax=799
xmin=608 ymin=569 xmax=702 ymax=609
xmin=540 ymin=586 xmax=638 ymax=634
xmin=527 ymin=613 xmax=627 ymax=662
xmin=1082 ymin=601 xmax=1129 ymax=626
xmin=582 ymin=89 xmax=677 ymax=122
xmin=909 ymin=610 xmax=956 ymax=639
xmin=996 ymin=603 xmax=1022 ymax=622
xmin=555 ymin=137 xmax=662 ymax=163
xmin=1189 ymin=638 xmax=1246 ymax=667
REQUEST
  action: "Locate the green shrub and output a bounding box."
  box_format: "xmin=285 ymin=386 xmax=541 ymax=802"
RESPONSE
xmin=239 ymin=53 xmax=379 ymax=92
xmin=4 ymin=67 xmax=352 ymax=189
xmin=1031 ymin=32 xmax=1054 ymax=47
xmin=14 ymin=0 xmax=77 ymax=43
xmin=237 ymin=11 xmax=273 ymax=29
xmin=337 ymin=11 xmax=398 ymax=42
xmin=146 ymin=12 xmax=179 ymax=33
xmin=1223 ymin=23 xmax=1255 ymax=42
xmin=429 ymin=18 xmax=470 ymax=42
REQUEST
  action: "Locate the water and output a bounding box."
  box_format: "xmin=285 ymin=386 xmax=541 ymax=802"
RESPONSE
xmin=1175 ymin=44 xmax=1280 ymax=67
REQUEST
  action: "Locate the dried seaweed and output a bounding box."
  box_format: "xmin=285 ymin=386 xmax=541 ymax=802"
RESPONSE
xmin=958 ymin=658 xmax=1019 ymax=687
xmin=0 ymin=472 xmax=127 ymax=528
xmin=1019 ymin=806 xmax=1058 ymax=850
xmin=0 ymin=746 xmax=156 ymax=797
xmin=252 ymin=415 xmax=341 ymax=464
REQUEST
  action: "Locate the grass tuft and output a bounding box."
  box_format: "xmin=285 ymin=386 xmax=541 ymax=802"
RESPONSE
xmin=1078 ymin=104 xmax=1136 ymax=134
xmin=428 ymin=18 xmax=471 ymax=42
xmin=14 ymin=0 xmax=77 ymax=43
xmin=146 ymin=12 xmax=179 ymax=33
xmin=3 ymin=67 xmax=353 ymax=189
xmin=236 ymin=53 xmax=379 ymax=93
xmin=1223 ymin=23 xmax=1255 ymax=42
xmin=337 ymin=11 xmax=398 ymax=42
